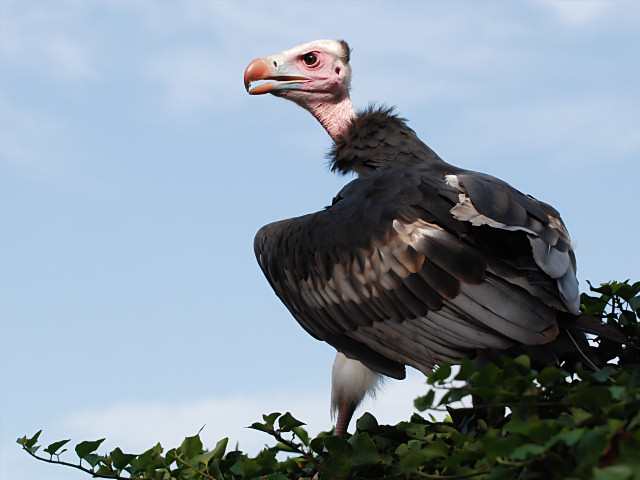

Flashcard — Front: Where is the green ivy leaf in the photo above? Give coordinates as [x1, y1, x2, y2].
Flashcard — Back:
[512, 354, 531, 371]
[248, 422, 271, 433]
[20, 430, 42, 451]
[348, 433, 381, 467]
[509, 442, 545, 461]
[82, 453, 105, 468]
[110, 447, 136, 470]
[395, 441, 424, 472]
[263, 412, 281, 427]
[429, 362, 451, 384]
[538, 365, 566, 385]
[278, 412, 305, 431]
[439, 387, 470, 406]
[292, 426, 310, 446]
[323, 435, 351, 457]
[455, 356, 476, 381]
[592, 465, 634, 480]
[355, 412, 378, 432]
[574, 385, 612, 408]
[75, 438, 105, 460]
[180, 433, 203, 458]
[629, 296, 640, 313]
[482, 435, 520, 461]
[44, 439, 70, 456]
[414, 389, 435, 411]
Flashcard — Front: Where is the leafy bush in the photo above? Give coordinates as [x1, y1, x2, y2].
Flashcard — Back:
[18, 281, 640, 479]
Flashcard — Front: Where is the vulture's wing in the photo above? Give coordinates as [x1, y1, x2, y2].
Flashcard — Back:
[445, 171, 580, 314]
[255, 167, 577, 378]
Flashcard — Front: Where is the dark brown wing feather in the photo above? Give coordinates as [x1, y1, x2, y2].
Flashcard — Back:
[255, 165, 573, 378]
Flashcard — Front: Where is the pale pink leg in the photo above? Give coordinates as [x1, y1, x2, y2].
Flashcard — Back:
[334, 398, 356, 437]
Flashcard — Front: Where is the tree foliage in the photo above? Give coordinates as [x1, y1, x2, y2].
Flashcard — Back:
[19, 281, 640, 479]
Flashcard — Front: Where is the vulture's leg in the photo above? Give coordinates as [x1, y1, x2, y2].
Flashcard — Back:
[334, 398, 357, 438]
[331, 352, 381, 437]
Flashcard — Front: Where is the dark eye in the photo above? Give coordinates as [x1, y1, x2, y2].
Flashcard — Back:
[303, 52, 318, 66]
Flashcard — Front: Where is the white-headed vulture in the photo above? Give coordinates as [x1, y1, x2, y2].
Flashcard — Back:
[244, 39, 595, 437]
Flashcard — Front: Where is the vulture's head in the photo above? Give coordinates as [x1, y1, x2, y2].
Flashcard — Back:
[244, 39, 352, 108]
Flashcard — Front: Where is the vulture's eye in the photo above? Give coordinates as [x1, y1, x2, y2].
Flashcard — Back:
[303, 52, 318, 66]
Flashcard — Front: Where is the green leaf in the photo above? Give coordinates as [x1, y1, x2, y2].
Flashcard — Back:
[355, 412, 378, 432]
[414, 389, 435, 411]
[309, 436, 326, 454]
[629, 296, 640, 313]
[430, 362, 451, 384]
[482, 435, 520, 461]
[422, 438, 449, 460]
[21, 430, 42, 451]
[323, 435, 351, 457]
[574, 385, 612, 408]
[82, 453, 105, 468]
[592, 465, 634, 480]
[278, 412, 305, 431]
[292, 426, 310, 446]
[455, 356, 476, 381]
[274, 441, 298, 453]
[44, 439, 70, 456]
[180, 433, 203, 458]
[263, 474, 289, 480]
[110, 447, 136, 470]
[348, 433, 381, 467]
[512, 354, 531, 371]
[229, 457, 244, 475]
[75, 438, 105, 460]
[396, 441, 425, 472]
[504, 415, 536, 435]
[263, 412, 281, 427]
[248, 422, 271, 433]
[613, 282, 636, 302]
[474, 362, 500, 388]
[545, 428, 586, 448]
[509, 443, 545, 461]
[129, 443, 163, 473]
[575, 429, 609, 460]
[590, 282, 614, 296]
[439, 387, 470, 406]
[538, 365, 566, 385]
[210, 437, 228, 461]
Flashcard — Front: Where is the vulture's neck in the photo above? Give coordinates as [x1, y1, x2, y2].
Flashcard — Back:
[328, 106, 448, 176]
[307, 95, 356, 143]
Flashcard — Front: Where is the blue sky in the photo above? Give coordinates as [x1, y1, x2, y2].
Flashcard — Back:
[2, 1, 639, 478]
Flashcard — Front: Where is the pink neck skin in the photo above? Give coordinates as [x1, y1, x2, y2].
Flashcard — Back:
[306, 94, 356, 143]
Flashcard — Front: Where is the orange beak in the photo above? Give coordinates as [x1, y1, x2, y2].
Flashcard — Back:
[244, 56, 309, 95]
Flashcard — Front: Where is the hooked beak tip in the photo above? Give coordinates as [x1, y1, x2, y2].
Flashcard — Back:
[244, 57, 274, 95]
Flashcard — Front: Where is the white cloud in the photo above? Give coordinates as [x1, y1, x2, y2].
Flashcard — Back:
[455, 96, 640, 168]
[535, 0, 640, 30]
[538, 0, 618, 27]
[46, 34, 96, 80]
[53, 371, 433, 456]
[0, 96, 72, 176]
[0, 0, 97, 81]
[148, 48, 237, 115]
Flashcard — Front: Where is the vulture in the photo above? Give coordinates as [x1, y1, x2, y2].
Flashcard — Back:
[244, 39, 599, 437]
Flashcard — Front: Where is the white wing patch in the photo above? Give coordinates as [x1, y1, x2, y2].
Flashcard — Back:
[450, 194, 537, 234]
[444, 174, 461, 190]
